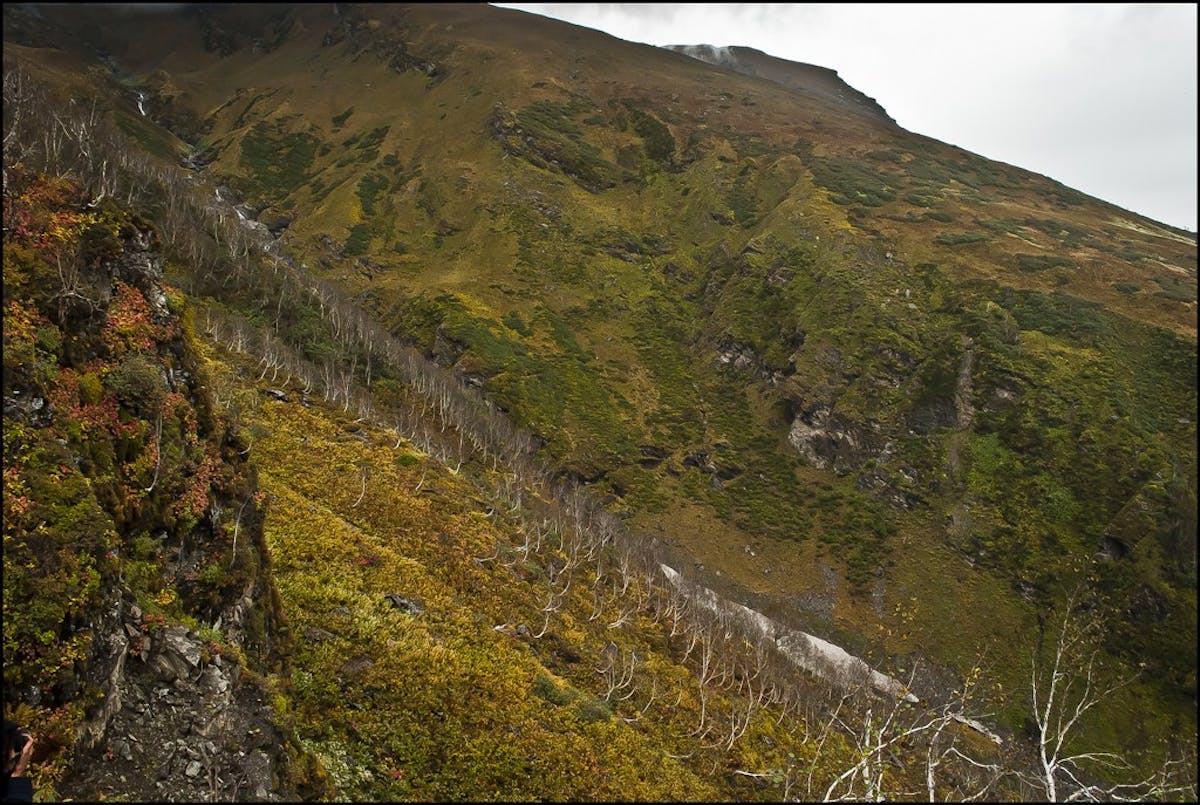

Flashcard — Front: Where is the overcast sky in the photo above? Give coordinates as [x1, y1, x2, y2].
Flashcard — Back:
[495, 3, 1198, 232]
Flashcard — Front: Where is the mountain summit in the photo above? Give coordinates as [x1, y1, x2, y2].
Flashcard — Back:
[663, 43, 896, 125]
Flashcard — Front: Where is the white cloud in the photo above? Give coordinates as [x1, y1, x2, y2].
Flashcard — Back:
[495, 3, 1198, 231]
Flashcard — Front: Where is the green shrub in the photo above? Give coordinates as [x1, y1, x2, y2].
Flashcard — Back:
[78, 372, 104, 405]
[353, 126, 391, 162]
[105, 354, 165, 415]
[238, 122, 320, 201]
[130, 533, 160, 560]
[356, 172, 389, 217]
[934, 232, 990, 246]
[1114, 245, 1147, 263]
[1015, 253, 1073, 273]
[507, 101, 619, 192]
[727, 173, 758, 226]
[502, 310, 532, 337]
[200, 561, 226, 585]
[1151, 274, 1196, 302]
[805, 156, 898, 207]
[532, 672, 575, 706]
[573, 696, 612, 723]
[345, 223, 372, 256]
[627, 107, 674, 164]
[866, 149, 902, 162]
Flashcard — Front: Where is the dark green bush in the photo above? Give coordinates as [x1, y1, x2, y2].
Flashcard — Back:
[934, 232, 990, 246]
[628, 108, 674, 164]
[356, 172, 388, 217]
[806, 156, 898, 207]
[573, 696, 612, 723]
[105, 354, 165, 415]
[1015, 253, 1073, 273]
[532, 672, 575, 706]
[345, 223, 372, 256]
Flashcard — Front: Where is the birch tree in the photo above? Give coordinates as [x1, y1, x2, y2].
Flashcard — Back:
[1027, 593, 1196, 802]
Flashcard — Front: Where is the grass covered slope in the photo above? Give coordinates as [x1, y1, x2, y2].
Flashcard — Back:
[193, 331, 900, 802]
[3, 1, 1196, 793]
[228, 376, 718, 801]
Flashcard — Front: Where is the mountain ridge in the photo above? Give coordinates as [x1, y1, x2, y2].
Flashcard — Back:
[663, 43, 897, 126]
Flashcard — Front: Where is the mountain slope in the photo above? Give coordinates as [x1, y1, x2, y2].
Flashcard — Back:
[3, 2, 1196, 799]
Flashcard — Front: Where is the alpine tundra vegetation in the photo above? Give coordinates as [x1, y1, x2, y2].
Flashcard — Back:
[2, 3, 1195, 801]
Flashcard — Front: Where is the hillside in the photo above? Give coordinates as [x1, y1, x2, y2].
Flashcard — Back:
[3, 2, 1196, 801]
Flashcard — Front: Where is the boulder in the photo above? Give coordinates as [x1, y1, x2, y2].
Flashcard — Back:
[384, 594, 425, 615]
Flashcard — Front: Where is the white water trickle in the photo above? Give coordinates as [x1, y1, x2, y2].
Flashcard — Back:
[136, 92, 147, 117]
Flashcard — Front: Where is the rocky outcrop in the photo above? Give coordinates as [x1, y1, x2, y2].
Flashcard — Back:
[106, 227, 166, 308]
[65, 608, 291, 803]
[383, 593, 425, 615]
[681, 448, 742, 487]
[2, 388, 51, 426]
[787, 404, 878, 473]
[713, 335, 781, 383]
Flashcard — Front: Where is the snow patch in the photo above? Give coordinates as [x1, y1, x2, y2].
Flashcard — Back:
[660, 564, 917, 703]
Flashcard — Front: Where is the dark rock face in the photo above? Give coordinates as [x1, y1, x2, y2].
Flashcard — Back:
[304, 626, 336, 643]
[906, 396, 957, 435]
[64, 610, 291, 803]
[3, 390, 51, 426]
[1096, 535, 1130, 561]
[340, 656, 376, 677]
[682, 449, 743, 484]
[0, 192, 303, 802]
[637, 444, 669, 468]
[102, 225, 172, 320]
[263, 214, 293, 236]
[431, 329, 466, 367]
[713, 335, 778, 383]
[1127, 584, 1169, 624]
